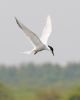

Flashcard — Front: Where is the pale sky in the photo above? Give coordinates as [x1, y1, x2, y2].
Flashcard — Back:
[0, 0, 80, 65]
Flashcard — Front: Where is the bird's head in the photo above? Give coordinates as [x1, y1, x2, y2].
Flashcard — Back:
[48, 45, 54, 56]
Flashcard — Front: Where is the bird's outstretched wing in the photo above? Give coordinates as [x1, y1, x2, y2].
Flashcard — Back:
[40, 15, 52, 45]
[15, 17, 43, 47]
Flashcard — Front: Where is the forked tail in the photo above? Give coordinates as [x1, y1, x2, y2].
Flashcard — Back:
[20, 50, 33, 55]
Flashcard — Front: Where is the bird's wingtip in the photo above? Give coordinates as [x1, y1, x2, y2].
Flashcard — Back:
[14, 17, 23, 29]
[47, 15, 51, 19]
[14, 17, 18, 22]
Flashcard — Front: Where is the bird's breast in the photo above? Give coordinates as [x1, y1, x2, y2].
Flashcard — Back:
[36, 44, 47, 51]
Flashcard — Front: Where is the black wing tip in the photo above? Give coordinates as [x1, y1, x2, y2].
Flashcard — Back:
[14, 17, 18, 22]
[14, 17, 19, 24]
[15, 17, 18, 23]
[15, 17, 23, 29]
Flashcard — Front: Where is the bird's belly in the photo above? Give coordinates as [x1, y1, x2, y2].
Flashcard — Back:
[34, 45, 48, 55]
[36, 45, 47, 51]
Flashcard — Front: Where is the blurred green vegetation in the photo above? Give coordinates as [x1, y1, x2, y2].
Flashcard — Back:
[0, 83, 14, 100]
[0, 62, 80, 100]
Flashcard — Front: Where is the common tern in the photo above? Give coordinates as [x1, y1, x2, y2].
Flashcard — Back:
[15, 16, 54, 55]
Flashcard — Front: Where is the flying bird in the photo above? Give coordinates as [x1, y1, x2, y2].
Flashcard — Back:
[15, 16, 54, 55]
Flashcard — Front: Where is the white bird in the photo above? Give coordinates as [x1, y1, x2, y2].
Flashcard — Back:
[15, 16, 54, 55]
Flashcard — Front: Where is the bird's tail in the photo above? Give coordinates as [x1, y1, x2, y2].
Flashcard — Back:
[20, 50, 33, 55]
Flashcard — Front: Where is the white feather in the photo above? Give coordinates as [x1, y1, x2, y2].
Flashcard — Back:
[40, 15, 52, 45]
[20, 50, 33, 55]
[15, 16, 53, 55]
[15, 17, 43, 48]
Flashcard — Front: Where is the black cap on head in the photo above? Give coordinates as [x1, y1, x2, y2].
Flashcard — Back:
[48, 45, 54, 56]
